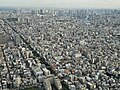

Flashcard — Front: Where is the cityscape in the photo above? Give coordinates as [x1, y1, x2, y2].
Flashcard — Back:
[0, 3, 120, 90]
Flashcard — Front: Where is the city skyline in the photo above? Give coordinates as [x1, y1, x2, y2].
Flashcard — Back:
[0, 0, 120, 9]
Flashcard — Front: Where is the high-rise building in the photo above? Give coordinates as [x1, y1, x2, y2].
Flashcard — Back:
[0, 47, 3, 64]
[14, 34, 21, 45]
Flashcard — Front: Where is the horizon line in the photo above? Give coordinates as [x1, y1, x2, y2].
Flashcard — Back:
[0, 6, 120, 10]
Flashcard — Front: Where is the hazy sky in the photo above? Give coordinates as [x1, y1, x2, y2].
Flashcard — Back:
[0, 0, 120, 9]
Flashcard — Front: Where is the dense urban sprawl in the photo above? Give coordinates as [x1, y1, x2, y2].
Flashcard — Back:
[0, 8, 120, 90]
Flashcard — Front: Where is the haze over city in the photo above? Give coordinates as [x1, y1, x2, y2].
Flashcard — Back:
[0, 0, 120, 90]
[0, 0, 120, 9]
